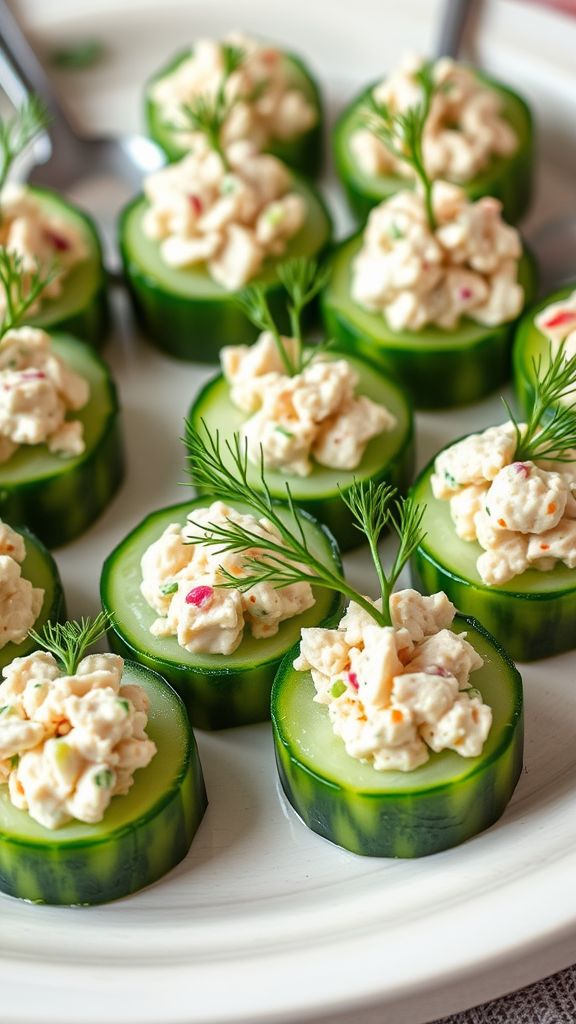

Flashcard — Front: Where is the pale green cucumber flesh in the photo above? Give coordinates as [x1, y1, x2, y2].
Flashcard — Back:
[0, 662, 206, 905]
[188, 350, 414, 550]
[145, 49, 322, 172]
[321, 235, 537, 409]
[0, 526, 65, 671]
[410, 456, 576, 660]
[22, 187, 108, 346]
[513, 285, 576, 416]
[273, 616, 523, 857]
[334, 73, 533, 224]
[0, 333, 124, 548]
[101, 498, 343, 729]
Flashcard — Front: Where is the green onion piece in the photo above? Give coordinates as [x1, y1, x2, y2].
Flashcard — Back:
[330, 680, 347, 698]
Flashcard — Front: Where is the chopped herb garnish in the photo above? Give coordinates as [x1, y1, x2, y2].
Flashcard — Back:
[160, 581, 179, 596]
[9, 754, 19, 769]
[0, 249, 59, 342]
[275, 425, 294, 438]
[330, 680, 347, 698]
[94, 768, 114, 789]
[29, 611, 113, 676]
[117, 698, 130, 713]
[388, 222, 404, 240]
[176, 43, 249, 170]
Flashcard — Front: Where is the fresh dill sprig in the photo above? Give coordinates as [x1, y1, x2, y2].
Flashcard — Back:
[28, 612, 113, 676]
[363, 63, 436, 230]
[238, 257, 328, 376]
[183, 422, 426, 627]
[503, 344, 576, 463]
[0, 249, 59, 342]
[0, 96, 49, 196]
[177, 43, 247, 169]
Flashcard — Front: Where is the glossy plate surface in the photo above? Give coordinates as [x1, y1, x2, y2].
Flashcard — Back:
[4, 0, 576, 1021]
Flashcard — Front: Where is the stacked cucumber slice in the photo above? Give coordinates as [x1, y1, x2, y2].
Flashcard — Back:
[0, 334, 124, 548]
[272, 615, 523, 858]
[0, 662, 206, 905]
[333, 72, 533, 225]
[101, 498, 343, 729]
[145, 49, 323, 177]
[187, 350, 414, 551]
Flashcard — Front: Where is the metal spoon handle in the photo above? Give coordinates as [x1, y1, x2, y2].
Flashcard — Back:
[0, 0, 81, 151]
[434, 0, 478, 59]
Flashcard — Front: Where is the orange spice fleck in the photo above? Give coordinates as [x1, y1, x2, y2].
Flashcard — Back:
[547, 502, 556, 515]
[391, 709, 404, 724]
[540, 543, 550, 551]
[497, 518, 507, 528]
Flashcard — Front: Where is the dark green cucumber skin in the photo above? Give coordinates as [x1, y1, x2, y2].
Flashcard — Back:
[333, 74, 534, 225]
[513, 284, 576, 417]
[118, 180, 332, 362]
[321, 236, 538, 410]
[272, 614, 523, 858]
[0, 335, 124, 549]
[187, 363, 415, 553]
[0, 526, 66, 672]
[145, 50, 323, 177]
[26, 187, 109, 349]
[0, 665, 206, 906]
[410, 452, 576, 662]
[101, 499, 344, 730]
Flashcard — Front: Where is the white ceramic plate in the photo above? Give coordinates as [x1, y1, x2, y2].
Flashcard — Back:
[2, 2, 576, 1022]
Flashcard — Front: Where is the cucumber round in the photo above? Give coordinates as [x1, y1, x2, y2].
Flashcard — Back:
[119, 174, 332, 361]
[0, 525, 66, 672]
[321, 234, 538, 409]
[145, 49, 323, 177]
[513, 284, 575, 417]
[0, 661, 206, 905]
[0, 333, 124, 549]
[23, 187, 109, 348]
[410, 452, 576, 661]
[188, 350, 414, 551]
[333, 72, 533, 225]
[101, 497, 343, 730]
[272, 613, 523, 858]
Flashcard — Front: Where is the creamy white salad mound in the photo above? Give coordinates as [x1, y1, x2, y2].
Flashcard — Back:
[352, 181, 523, 332]
[221, 332, 395, 476]
[0, 652, 156, 829]
[432, 424, 576, 585]
[535, 291, 576, 405]
[351, 52, 517, 184]
[151, 33, 317, 154]
[140, 501, 315, 655]
[0, 326, 90, 463]
[294, 589, 491, 771]
[143, 140, 305, 290]
[0, 183, 88, 319]
[0, 522, 43, 649]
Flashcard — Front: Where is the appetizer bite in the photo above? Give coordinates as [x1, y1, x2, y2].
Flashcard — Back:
[513, 286, 576, 417]
[0, 252, 124, 548]
[121, 45, 331, 360]
[145, 33, 322, 175]
[188, 258, 414, 550]
[322, 67, 537, 409]
[0, 98, 108, 347]
[0, 521, 65, 671]
[0, 614, 206, 905]
[101, 430, 343, 730]
[334, 52, 533, 224]
[167, 438, 522, 856]
[412, 348, 576, 660]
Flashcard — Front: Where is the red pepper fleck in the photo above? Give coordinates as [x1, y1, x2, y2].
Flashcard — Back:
[188, 194, 203, 216]
[427, 665, 451, 677]
[547, 502, 557, 515]
[512, 462, 530, 477]
[497, 518, 507, 528]
[459, 287, 473, 300]
[185, 585, 214, 607]
[540, 543, 550, 551]
[261, 50, 279, 64]
[43, 229, 71, 252]
[543, 310, 576, 330]
[347, 671, 359, 691]
[20, 371, 46, 381]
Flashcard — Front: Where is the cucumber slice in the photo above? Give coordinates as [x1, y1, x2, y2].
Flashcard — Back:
[0, 525, 66, 672]
[513, 285, 575, 417]
[272, 614, 523, 858]
[24, 187, 109, 348]
[119, 175, 332, 361]
[101, 498, 343, 730]
[321, 234, 538, 409]
[0, 661, 206, 905]
[188, 350, 414, 551]
[0, 333, 124, 549]
[333, 73, 533, 225]
[145, 49, 323, 176]
[410, 454, 576, 661]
